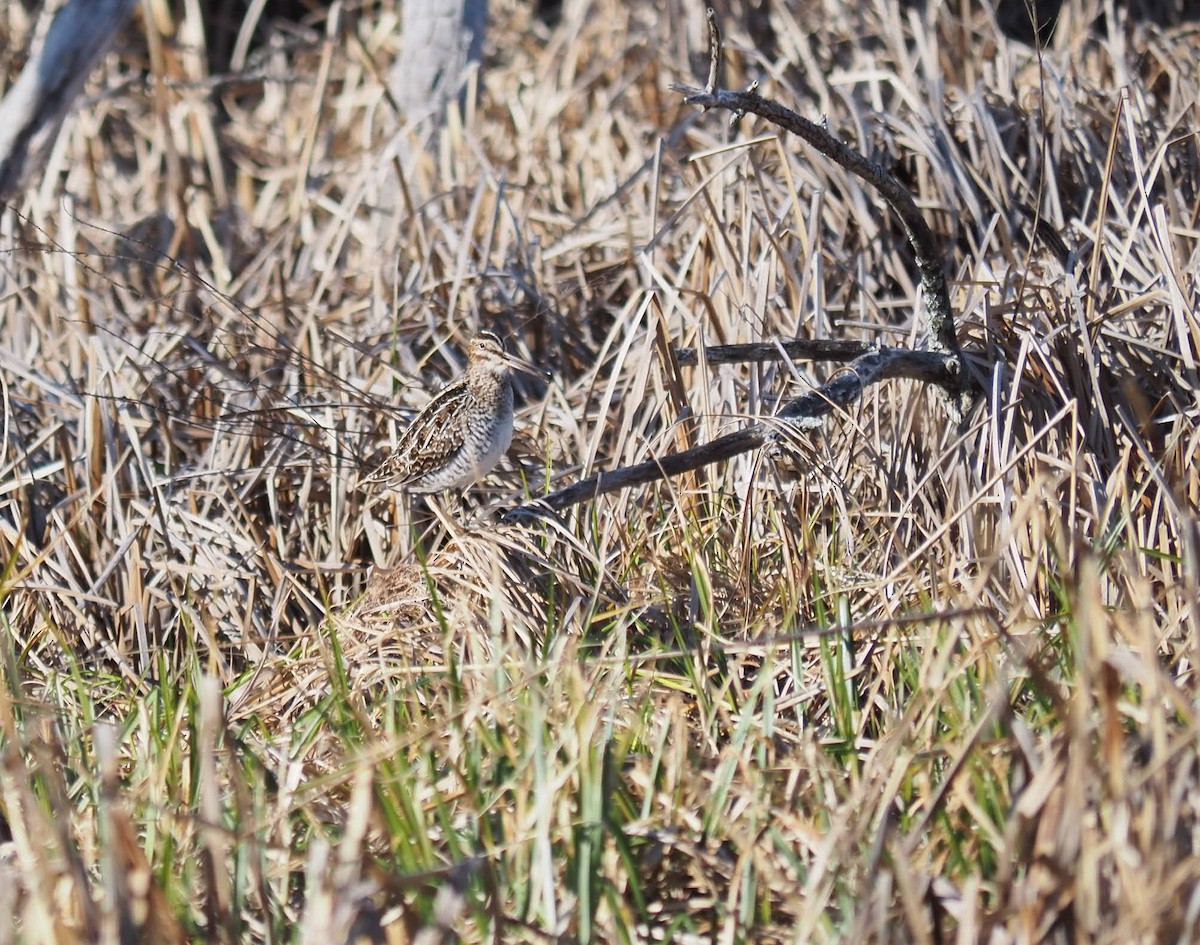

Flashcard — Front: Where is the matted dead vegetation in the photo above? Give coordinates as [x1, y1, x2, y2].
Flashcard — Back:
[1, 0, 1198, 941]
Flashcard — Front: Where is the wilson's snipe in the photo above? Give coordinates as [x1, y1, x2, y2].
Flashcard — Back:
[363, 331, 543, 495]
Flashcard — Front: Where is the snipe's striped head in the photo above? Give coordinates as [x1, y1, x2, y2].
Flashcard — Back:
[466, 330, 543, 380]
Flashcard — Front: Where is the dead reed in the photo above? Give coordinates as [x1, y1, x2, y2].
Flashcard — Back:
[1, 0, 1198, 941]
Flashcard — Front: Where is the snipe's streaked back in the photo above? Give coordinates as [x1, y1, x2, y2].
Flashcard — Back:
[362, 331, 541, 495]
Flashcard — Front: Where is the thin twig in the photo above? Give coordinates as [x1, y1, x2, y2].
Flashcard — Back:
[703, 7, 721, 95]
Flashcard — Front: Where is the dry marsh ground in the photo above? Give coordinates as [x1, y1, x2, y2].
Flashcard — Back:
[1, 0, 1199, 941]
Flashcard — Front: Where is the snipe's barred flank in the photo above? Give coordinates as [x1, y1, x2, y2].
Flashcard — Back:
[362, 331, 543, 494]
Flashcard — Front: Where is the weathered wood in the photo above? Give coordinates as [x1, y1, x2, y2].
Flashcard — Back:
[388, 0, 488, 128]
[673, 338, 872, 366]
[0, 0, 139, 203]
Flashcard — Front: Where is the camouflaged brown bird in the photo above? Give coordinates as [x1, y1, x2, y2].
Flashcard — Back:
[362, 331, 543, 494]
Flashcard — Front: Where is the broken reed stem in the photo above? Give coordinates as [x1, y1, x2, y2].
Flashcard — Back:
[703, 7, 722, 95]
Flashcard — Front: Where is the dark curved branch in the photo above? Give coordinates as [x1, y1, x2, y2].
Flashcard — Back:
[504, 425, 765, 522]
[503, 347, 960, 520]
[502, 8, 983, 524]
[668, 7, 961, 360]
[671, 84, 961, 358]
[674, 338, 872, 366]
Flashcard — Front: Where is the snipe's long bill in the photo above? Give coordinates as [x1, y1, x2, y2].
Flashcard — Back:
[362, 331, 543, 495]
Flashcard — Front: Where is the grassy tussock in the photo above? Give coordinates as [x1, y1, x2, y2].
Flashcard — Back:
[1, 0, 1198, 941]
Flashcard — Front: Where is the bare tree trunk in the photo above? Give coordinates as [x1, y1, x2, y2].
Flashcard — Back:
[388, 0, 488, 130]
[0, 0, 138, 203]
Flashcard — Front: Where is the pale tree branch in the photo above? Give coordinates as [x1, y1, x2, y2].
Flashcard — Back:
[0, 0, 139, 203]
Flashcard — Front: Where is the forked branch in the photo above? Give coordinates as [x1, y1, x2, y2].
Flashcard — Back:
[503, 7, 976, 522]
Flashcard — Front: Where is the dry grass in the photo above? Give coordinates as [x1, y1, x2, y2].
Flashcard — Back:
[1, 0, 1199, 941]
